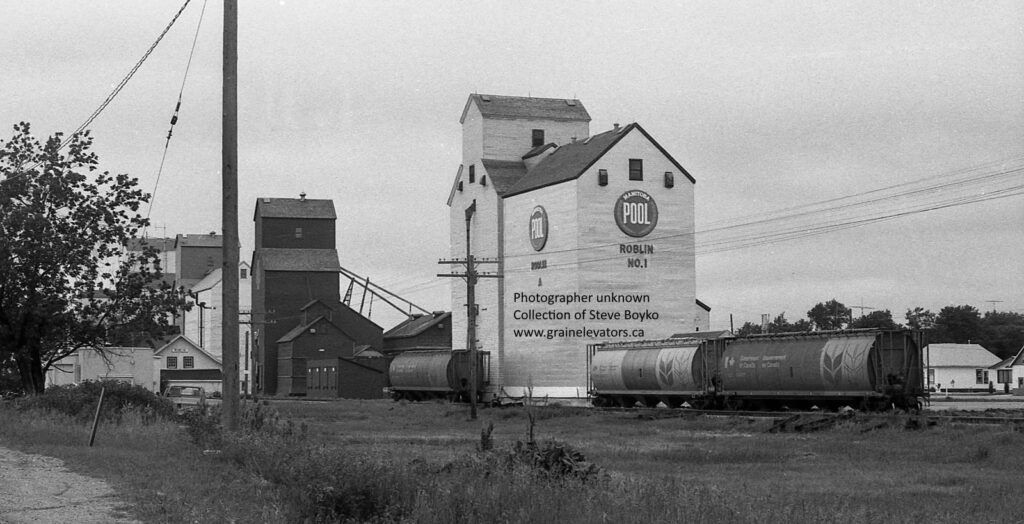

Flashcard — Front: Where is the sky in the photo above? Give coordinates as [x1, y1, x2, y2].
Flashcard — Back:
[3, 1, 1022, 331]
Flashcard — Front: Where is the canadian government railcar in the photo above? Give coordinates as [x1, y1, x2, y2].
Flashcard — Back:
[589, 329, 925, 411]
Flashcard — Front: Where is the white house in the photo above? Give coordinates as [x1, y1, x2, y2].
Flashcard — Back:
[153, 335, 224, 394]
[925, 343, 1002, 393]
[989, 345, 1024, 392]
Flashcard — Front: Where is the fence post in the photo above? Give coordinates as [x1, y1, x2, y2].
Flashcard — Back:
[88, 386, 106, 447]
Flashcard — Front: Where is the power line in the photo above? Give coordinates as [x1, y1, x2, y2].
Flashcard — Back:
[146, 0, 209, 225]
[11, 0, 195, 179]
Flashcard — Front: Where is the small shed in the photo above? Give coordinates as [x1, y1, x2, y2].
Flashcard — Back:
[925, 343, 1002, 392]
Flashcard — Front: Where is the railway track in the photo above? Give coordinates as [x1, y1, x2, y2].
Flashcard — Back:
[588, 405, 1024, 429]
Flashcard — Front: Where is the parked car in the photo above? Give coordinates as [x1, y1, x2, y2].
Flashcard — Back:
[163, 385, 218, 413]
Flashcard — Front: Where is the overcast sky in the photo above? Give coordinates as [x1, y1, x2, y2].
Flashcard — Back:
[3, 1, 1022, 331]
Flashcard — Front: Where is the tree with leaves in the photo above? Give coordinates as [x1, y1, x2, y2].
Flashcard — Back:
[905, 307, 936, 330]
[849, 309, 900, 330]
[806, 299, 852, 331]
[0, 123, 187, 394]
[980, 310, 1024, 358]
[932, 305, 983, 345]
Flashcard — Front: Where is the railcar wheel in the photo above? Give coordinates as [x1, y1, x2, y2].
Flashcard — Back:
[723, 397, 742, 411]
[662, 397, 683, 409]
[643, 396, 660, 408]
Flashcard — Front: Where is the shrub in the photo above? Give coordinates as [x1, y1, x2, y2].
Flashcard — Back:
[503, 439, 606, 481]
[18, 380, 173, 423]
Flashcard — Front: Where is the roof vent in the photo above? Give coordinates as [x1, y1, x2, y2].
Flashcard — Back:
[299, 192, 306, 201]
[613, 123, 620, 132]
[565, 99, 577, 106]
[480, 94, 491, 102]
[571, 136, 577, 143]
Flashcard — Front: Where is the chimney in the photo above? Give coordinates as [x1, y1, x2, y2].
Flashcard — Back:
[571, 136, 577, 143]
[299, 192, 306, 202]
[613, 123, 620, 132]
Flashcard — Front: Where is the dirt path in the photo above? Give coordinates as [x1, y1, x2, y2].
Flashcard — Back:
[0, 446, 138, 524]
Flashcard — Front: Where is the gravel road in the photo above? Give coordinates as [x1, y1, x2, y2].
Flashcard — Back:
[0, 446, 138, 524]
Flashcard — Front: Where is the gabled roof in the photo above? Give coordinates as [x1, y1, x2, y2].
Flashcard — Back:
[1012, 345, 1024, 367]
[256, 248, 340, 272]
[353, 345, 382, 357]
[481, 160, 528, 195]
[926, 343, 1001, 368]
[502, 123, 695, 198]
[190, 268, 222, 293]
[385, 311, 451, 339]
[300, 299, 332, 312]
[154, 335, 223, 365]
[254, 197, 337, 220]
[460, 94, 590, 124]
[277, 315, 356, 344]
[993, 345, 1024, 369]
[175, 233, 222, 249]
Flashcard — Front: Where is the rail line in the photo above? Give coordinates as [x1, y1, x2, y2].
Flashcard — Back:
[588, 406, 1024, 428]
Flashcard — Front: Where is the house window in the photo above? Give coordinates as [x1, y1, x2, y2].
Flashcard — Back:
[976, 369, 989, 384]
[598, 169, 608, 186]
[629, 159, 643, 181]
[927, 368, 935, 386]
[183, 356, 195, 369]
[469, 165, 475, 183]
[166, 356, 177, 369]
[240, 268, 248, 279]
[998, 369, 1012, 384]
[532, 129, 545, 147]
[295, 227, 303, 239]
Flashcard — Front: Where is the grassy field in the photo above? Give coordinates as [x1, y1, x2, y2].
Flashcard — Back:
[2, 398, 1024, 523]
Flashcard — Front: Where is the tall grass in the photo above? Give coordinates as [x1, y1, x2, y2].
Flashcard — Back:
[5, 392, 1024, 523]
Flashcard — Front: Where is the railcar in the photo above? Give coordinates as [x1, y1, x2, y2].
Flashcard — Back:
[589, 329, 925, 411]
[388, 349, 489, 402]
[589, 338, 709, 408]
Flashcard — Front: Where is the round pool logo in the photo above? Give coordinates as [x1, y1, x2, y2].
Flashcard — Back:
[614, 190, 658, 237]
[529, 206, 548, 251]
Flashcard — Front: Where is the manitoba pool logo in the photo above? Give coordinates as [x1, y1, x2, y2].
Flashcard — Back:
[614, 190, 658, 238]
[529, 206, 548, 251]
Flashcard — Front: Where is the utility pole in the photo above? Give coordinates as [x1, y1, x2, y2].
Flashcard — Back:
[221, 0, 240, 431]
[850, 304, 875, 317]
[983, 300, 1003, 312]
[437, 200, 500, 420]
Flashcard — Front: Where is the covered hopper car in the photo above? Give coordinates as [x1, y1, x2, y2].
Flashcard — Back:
[388, 349, 489, 402]
[590, 329, 925, 411]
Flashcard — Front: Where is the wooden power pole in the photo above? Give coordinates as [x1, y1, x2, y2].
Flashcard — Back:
[221, 0, 240, 431]
[438, 200, 500, 420]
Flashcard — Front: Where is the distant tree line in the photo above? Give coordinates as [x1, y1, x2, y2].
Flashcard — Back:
[735, 299, 1024, 359]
